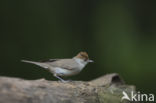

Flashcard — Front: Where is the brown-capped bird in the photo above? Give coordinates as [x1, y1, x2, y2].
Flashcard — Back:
[22, 52, 93, 82]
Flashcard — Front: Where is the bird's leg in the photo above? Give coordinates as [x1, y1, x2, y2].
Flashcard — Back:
[53, 74, 66, 82]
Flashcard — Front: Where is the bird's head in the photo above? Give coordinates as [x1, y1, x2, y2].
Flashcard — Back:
[74, 52, 93, 63]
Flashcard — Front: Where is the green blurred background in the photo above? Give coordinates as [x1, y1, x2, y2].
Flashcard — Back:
[1, 0, 156, 95]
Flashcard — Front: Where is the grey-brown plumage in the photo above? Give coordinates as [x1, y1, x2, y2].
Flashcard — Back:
[41, 59, 79, 70]
[22, 52, 93, 82]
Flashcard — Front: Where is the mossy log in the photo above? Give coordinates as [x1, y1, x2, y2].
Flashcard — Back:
[0, 73, 135, 103]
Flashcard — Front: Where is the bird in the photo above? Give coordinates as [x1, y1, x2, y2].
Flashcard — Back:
[21, 52, 93, 82]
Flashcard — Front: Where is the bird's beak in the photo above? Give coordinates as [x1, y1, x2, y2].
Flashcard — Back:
[87, 59, 94, 63]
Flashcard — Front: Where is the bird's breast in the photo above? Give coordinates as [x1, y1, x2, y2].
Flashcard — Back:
[52, 67, 80, 77]
[74, 58, 87, 70]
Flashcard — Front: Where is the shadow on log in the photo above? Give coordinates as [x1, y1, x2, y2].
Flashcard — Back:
[0, 73, 135, 103]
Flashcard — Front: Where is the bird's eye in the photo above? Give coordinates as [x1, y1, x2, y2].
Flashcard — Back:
[80, 54, 84, 57]
[84, 58, 88, 61]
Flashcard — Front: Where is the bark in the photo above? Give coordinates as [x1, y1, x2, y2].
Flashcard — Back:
[0, 73, 135, 103]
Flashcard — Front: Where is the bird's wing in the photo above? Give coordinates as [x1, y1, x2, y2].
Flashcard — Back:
[47, 59, 78, 70]
[39, 59, 60, 63]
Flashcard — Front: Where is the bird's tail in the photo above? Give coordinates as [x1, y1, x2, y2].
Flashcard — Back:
[21, 60, 37, 64]
[21, 60, 48, 69]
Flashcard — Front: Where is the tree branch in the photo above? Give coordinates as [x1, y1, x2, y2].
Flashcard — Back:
[0, 73, 135, 103]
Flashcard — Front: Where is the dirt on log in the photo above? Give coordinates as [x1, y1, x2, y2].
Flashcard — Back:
[0, 73, 135, 103]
